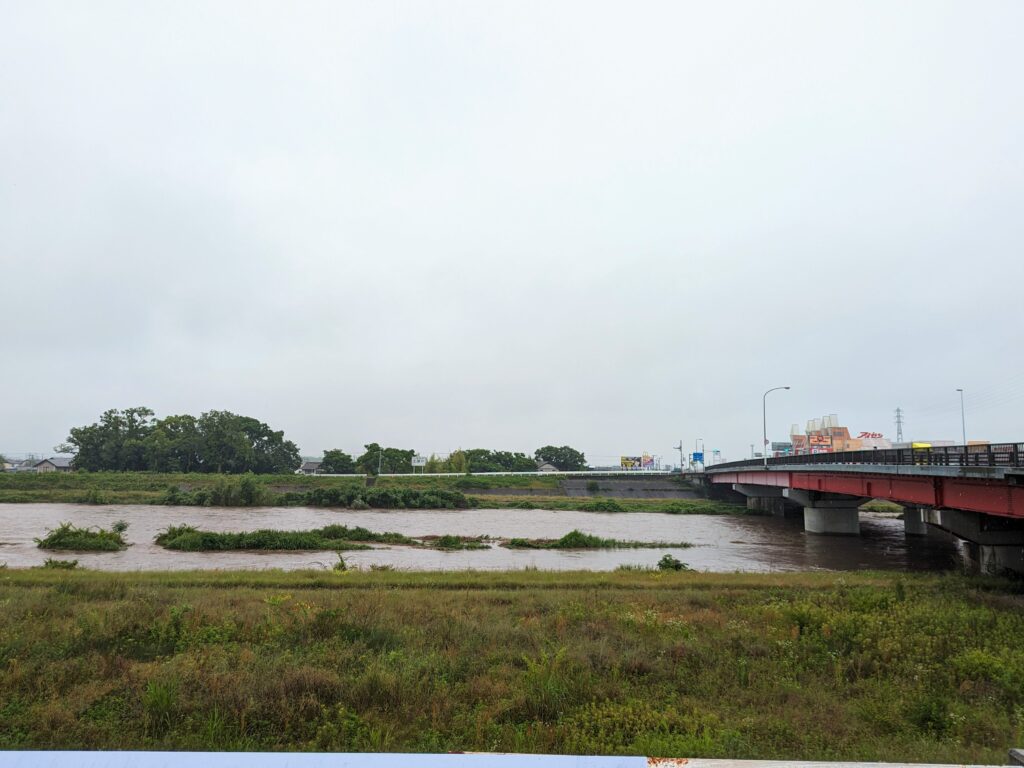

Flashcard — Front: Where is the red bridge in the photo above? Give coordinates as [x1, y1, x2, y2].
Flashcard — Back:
[703, 443, 1024, 574]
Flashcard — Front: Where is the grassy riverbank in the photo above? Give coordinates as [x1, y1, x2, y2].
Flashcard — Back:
[0, 569, 1021, 761]
[0, 471, 736, 514]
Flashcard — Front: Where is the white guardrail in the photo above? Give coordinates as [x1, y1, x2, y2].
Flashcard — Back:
[0, 754, 1015, 768]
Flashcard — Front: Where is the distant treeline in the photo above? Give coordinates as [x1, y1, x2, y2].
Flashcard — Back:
[59, 408, 302, 474]
[326, 444, 588, 474]
[57, 407, 589, 475]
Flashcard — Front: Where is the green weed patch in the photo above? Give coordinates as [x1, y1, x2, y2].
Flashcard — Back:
[503, 529, 692, 550]
[35, 522, 128, 551]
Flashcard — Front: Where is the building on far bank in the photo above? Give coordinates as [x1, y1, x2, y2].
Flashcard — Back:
[33, 457, 73, 472]
[787, 415, 893, 456]
[297, 460, 323, 475]
[536, 461, 559, 472]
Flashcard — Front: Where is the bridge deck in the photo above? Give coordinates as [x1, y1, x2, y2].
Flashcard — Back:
[705, 444, 1024, 519]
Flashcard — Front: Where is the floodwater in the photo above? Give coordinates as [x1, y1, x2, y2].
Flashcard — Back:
[0, 503, 963, 572]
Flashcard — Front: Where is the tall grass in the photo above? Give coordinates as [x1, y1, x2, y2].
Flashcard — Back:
[504, 529, 693, 549]
[35, 522, 128, 551]
[0, 569, 1021, 761]
[152, 525, 486, 551]
[153, 525, 377, 551]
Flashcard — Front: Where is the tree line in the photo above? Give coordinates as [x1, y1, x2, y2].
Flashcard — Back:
[57, 407, 588, 475]
[59, 407, 301, 474]
[322, 445, 587, 474]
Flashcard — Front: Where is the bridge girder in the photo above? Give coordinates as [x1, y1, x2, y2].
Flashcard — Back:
[709, 469, 1024, 519]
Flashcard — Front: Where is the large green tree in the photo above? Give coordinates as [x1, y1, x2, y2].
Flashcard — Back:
[320, 449, 356, 474]
[462, 449, 537, 472]
[145, 414, 202, 472]
[61, 408, 301, 474]
[533, 445, 587, 471]
[197, 411, 301, 474]
[62, 407, 156, 471]
[356, 443, 415, 475]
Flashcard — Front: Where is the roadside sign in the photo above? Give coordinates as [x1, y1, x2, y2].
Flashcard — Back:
[693, 452, 704, 463]
[411, 455, 427, 467]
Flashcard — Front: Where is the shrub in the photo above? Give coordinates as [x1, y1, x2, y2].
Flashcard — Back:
[159, 485, 188, 505]
[35, 522, 128, 551]
[505, 530, 691, 550]
[238, 472, 262, 506]
[429, 535, 489, 550]
[657, 553, 688, 571]
[580, 498, 626, 513]
[155, 526, 377, 552]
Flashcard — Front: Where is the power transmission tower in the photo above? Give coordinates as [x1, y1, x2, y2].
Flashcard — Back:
[895, 407, 904, 443]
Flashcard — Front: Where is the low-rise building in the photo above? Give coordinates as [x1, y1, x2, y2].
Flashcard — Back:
[34, 457, 74, 473]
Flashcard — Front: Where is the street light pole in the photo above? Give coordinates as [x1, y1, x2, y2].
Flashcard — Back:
[956, 388, 967, 445]
[763, 386, 791, 469]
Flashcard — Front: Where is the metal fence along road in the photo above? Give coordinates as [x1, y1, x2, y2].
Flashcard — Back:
[710, 444, 1024, 472]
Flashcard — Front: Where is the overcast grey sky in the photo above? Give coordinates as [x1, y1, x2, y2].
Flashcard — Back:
[2, 1, 1022, 464]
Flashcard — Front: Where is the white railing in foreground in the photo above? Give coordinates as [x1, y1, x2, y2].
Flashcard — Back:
[0, 753, 1014, 768]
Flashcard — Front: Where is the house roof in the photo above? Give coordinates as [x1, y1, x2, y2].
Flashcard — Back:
[300, 460, 322, 470]
[36, 456, 73, 468]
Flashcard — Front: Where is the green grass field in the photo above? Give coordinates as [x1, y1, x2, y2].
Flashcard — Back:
[0, 569, 1021, 761]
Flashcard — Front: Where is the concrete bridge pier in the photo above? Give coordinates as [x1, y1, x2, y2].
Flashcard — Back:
[784, 489, 866, 535]
[922, 508, 1024, 575]
[731, 484, 801, 517]
[903, 507, 929, 536]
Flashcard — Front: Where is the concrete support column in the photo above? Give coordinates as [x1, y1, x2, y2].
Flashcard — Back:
[803, 506, 861, 535]
[921, 507, 1024, 575]
[975, 545, 1024, 575]
[904, 507, 928, 536]
[731, 484, 801, 517]
[784, 489, 866, 536]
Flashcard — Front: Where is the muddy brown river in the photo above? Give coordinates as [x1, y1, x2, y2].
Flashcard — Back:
[0, 503, 964, 572]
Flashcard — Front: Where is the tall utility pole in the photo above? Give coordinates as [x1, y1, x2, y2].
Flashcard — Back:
[895, 407, 904, 444]
[674, 441, 684, 471]
[956, 389, 967, 445]
[762, 386, 791, 469]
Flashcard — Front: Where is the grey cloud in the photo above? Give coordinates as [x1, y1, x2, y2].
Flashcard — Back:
[2, 0, 1023, 462]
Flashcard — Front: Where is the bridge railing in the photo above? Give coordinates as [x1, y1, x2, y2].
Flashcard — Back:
[710, 443, 1024, 471]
